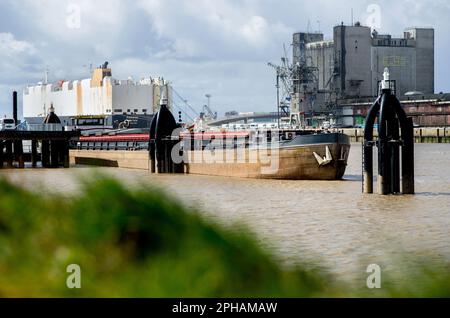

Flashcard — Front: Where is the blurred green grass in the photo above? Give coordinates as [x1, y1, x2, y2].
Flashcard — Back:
[0, 176, 449, 298]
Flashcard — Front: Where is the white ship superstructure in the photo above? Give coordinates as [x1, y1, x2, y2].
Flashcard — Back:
[23, 63, 172, 128]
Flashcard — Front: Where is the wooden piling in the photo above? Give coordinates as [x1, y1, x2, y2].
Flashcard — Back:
[62, 141, 70, 168]
[363, 143, 373, 194]
[5, 141, 13, 168]
[41, 141, 50, 168]
[0, 140, 3, 168]
[14, 140, 25, 168]
[402, 118, 415, 194]
[50, 141, 58, 168]
[377, 139, 389, 195]
[31, 140, 38, 167]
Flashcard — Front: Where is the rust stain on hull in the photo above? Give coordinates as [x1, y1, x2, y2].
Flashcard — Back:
[76, 82, 83, 116]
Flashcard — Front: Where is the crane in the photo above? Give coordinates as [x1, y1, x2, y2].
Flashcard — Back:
[171, 87, 201, 123]
[268, 57, 294, 119]
[203, 94, 217, 120]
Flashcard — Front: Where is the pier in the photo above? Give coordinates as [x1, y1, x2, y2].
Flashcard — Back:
[0, 130, 79, 169]
[0, 92, 80, 169]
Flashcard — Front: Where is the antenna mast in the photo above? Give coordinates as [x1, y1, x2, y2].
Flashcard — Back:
[351, 8, 354, 26]
[44, 67, 49, 84]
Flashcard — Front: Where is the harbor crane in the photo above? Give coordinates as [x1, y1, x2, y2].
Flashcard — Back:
[268, 44, 295, 120]
[269, 39, 322, 128]
[203, 94, 218, 120]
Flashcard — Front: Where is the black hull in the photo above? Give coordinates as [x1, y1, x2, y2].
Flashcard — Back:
[25, 114, 154, 129]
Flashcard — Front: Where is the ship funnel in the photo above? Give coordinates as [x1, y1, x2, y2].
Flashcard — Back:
[13, 91, 18, 124]
[160, 88, 168, 106]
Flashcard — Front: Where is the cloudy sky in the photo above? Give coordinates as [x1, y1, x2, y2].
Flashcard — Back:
[0, 0, 449, 118]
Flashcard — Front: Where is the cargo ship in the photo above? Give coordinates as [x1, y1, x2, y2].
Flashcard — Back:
[72, 95, 351, 180]
[23, 62, 172, 130]
[74, 128, 350, 180]
[149, 104, 350, 180]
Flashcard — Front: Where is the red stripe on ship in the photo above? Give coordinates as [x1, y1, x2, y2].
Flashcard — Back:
[79, 134, 149, 142]
[80, 132, 250, 142]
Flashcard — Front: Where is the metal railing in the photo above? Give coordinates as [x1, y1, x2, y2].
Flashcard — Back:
[76, 140, 149, 152]
[21, 124, 64, 132]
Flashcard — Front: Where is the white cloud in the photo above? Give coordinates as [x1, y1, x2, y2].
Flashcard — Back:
[137, 0, 293, 60]
[12, 0, 124, 39]
[0, 32, 36, 56]
[240, 16, 269, 45]
[0, 33, 40, 85]
[0, 33, 39, 117]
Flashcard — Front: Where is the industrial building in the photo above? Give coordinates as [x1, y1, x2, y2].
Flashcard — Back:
[23, 63, 172, 129]
[289, 23, 440, 126]
[297, 23, 434, 98]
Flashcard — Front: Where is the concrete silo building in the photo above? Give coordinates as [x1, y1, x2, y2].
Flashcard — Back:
[296, 23, 434, 98]
[291, 23, 436, 126]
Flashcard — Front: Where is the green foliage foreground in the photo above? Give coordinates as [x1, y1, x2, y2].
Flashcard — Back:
[0, 177, 449, 298]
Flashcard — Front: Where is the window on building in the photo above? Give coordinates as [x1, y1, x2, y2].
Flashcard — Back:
[143, 109, 148, 113]
[76, 118, 104, 126]
[114, 109, 123, 113]
[134, 109, 139, 113]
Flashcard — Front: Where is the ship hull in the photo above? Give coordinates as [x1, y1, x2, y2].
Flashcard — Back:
[185, 133, 350, 180]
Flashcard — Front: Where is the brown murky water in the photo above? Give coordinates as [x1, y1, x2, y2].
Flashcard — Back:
[2, 143, 450, 280]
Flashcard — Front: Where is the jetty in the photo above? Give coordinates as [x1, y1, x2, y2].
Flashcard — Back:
[0, 92, 80, 169]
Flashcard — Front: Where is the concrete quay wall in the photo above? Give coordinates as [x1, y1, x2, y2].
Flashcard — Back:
[339, 127, 450, 143]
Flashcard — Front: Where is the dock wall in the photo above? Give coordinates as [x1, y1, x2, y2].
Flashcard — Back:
[339, 127, 450, 143]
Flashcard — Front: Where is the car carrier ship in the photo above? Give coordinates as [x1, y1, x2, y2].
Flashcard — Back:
[23, 62, 172, 130]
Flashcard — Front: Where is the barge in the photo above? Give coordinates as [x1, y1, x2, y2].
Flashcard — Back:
[185, 132, 350, 180]
[74, 130, 350, 180]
